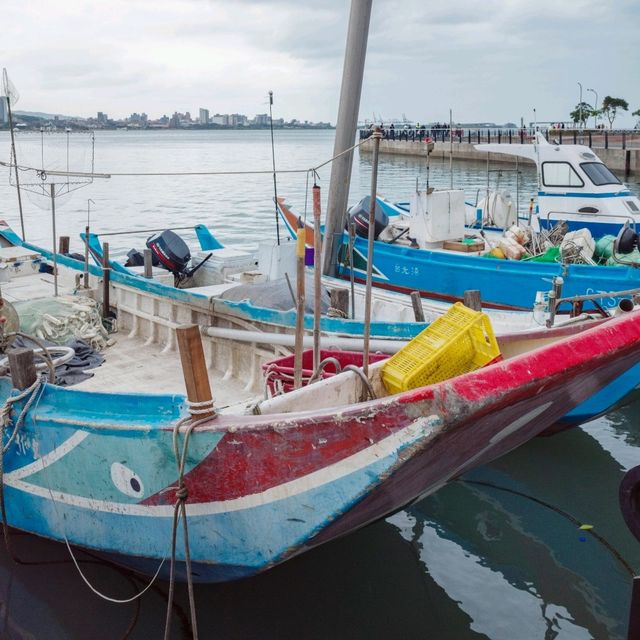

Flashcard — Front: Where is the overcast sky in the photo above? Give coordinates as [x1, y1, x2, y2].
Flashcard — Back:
[2, 0, 639, 126]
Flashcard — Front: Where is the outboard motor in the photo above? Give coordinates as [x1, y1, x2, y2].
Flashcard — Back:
[146, 230, 191, 276]
[145, 230, 212, 286]
[348, 196, 389, 240]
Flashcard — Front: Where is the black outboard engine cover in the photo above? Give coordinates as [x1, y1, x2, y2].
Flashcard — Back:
[616, 225, 639, 255]
[146, 230, 191, 276]
[348, 196, 389, 240]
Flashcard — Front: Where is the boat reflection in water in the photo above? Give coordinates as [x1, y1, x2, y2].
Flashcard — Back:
[0, 407, 637, 638]
[390, 404, 640, 640]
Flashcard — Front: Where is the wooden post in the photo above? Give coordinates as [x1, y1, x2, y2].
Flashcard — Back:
[329, 288, 349, 316]
[363, 128, 381, 379]
[312, 184, 322, 374]
[463, 290, 482, 311]
[58, 236, 70, 255]
[102, 241, 110, 319]
[83, 225, 90, 289]
[176, 325, 215, 419]
[8, 348, 36, 390]
[410, 291, 425, 322]
[143, 249, 153, 279]
[293, 223, 306, 389]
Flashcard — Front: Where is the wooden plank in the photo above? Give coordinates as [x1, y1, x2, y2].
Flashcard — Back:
[463, 290, 482, 311]
[176, 325, 215, 419]
[410, 291, 425, 322]
[8, 348, 36, 390]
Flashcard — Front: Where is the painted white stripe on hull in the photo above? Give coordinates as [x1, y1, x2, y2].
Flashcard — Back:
[5, 415, 441, 518]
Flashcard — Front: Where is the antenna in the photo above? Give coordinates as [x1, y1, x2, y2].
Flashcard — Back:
[269, 90, 281, 245]
[2, 69, 25, 240]
[11, 130, 99, 295]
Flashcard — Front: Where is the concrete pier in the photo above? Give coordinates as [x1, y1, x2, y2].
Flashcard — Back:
[361, 138, 640, 175]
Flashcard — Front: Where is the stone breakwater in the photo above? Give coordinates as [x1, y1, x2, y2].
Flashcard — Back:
[361, 138, 640, 175]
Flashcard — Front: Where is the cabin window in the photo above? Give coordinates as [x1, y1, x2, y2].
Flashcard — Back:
[580, 162, 622, 186]
[541, 162, 584, 188]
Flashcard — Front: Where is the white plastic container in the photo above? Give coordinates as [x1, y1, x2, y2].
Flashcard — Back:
[560, 229, 595, 263]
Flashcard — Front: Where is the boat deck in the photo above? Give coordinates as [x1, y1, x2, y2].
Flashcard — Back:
[78, 332, 259, 411]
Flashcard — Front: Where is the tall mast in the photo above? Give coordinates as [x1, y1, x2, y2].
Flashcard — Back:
[322, 0, 372, 276]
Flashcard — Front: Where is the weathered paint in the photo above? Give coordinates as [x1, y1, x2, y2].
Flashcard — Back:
[1, 311, 640, 582]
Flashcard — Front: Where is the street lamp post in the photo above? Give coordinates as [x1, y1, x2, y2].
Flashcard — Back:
[587, 88, 598, 129]
[578, 82, 583, 128]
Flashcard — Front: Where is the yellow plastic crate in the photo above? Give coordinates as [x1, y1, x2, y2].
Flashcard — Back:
[381, 302, 501, 394]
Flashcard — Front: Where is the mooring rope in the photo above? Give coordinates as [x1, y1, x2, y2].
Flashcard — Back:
[0, 374, 47, 558]
[0, 137, 369, 180]
[164, 401, 215, 640]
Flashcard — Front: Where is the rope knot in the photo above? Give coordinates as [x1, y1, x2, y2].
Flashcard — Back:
[175, 485, 189, 502]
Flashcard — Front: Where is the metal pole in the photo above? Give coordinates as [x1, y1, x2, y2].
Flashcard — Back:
[49, 184, 58, 297]
[449, 108, 453, 189]
[363, 128, 381, 379]
[323, 0, 373, 277]
[312, 184, 322, 374]
[5, 94, 25, 240]
[578, 82, 583, 128]
[84, 199, 93, 289]
[588, 88, 598, 129]
[268, 90, 280, 245]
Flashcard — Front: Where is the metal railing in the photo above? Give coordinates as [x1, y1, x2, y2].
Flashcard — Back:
[359, 127, 640, 150]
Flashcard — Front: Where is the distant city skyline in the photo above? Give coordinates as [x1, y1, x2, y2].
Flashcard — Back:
[2, 0, 639, 128]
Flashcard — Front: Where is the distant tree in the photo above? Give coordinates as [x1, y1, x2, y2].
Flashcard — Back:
[633, 108, 640, 130]
[570, 102, 595, 126]
[601, 96, 629, 129]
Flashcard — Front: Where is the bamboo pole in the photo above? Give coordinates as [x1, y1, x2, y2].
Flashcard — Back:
[176, 325, 215, 419]
[293, 221, 306, 389]
[312, 184, 322, 374]
[362, 128, 381, 378]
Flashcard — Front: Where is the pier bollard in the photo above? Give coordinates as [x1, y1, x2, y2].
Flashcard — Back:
[8, 348, 36, 390]
[176, 325, 215, 420]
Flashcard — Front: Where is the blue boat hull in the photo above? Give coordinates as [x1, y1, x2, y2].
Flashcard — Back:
[338, 233, 640, 311]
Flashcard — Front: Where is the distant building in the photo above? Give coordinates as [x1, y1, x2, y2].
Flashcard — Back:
[230, 113, 247, 126]
[0, 97, 8, 124]
[199, 108, 209, 125]
[97, 112, 108, 125]
[211, 113, 229, 126]
[254, 113, 270, 126]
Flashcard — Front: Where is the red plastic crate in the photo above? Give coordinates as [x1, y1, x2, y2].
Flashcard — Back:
[263, 349, 388, 395]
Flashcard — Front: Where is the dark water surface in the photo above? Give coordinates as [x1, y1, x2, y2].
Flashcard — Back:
[0, 130, 638, 639]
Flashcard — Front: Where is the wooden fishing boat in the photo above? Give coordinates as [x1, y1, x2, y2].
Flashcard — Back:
[0, 223, 638, 429]
[1, 240, 640, 583]
[277, 195, 640, 312]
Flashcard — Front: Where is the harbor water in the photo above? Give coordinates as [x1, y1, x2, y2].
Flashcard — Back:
[0, 130, 639, 639]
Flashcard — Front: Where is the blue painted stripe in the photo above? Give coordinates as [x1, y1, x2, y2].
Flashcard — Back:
[538, 191, 632, 198]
